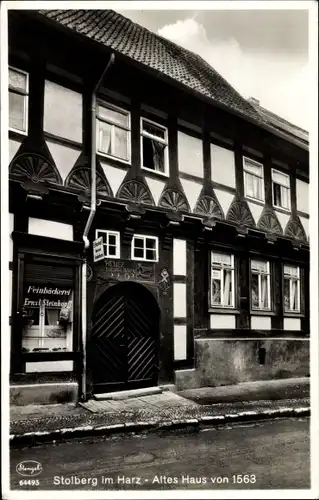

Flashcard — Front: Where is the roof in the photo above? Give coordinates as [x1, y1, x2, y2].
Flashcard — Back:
[248, 99, 309, 144]
[28, 9, 308, 148]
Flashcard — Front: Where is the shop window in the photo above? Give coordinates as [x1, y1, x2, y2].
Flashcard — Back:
[210, 252, 235, 308]
[9, 66, 29, 134]
[250, 259, 271, 311]
[21, 261, 75, 353]
[131, 234, 158, 262]
[96, 230, 120, 258]
[272, 169, 290, 210]
[97, 101, 130, 162]
[243, 157, 264, 202]
[141, 118, 168, 175]
[283, 264, 300, 313]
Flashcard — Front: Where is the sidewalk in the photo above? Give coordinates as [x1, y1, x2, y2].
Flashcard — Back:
[10, 377, 310, 447]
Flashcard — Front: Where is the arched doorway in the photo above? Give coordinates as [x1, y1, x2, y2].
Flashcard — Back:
[90, 282, 160, 394]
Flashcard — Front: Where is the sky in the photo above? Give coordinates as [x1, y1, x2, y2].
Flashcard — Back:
[117, 7, 311, 130]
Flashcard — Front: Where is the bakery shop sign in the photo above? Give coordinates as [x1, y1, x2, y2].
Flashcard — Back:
[23, 285, 72, 308]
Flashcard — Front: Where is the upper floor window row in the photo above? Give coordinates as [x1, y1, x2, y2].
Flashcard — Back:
[243, 156, 291, 211]
[8, 67, 29, 134]
[97, 101, 169, 176]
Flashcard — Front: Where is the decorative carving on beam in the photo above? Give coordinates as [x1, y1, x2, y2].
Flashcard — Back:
[226, 199, 255, 230]
[257, 209, 283, 235]
[10, 152, 62, 185]
[65, 166, 112, 199]
[117, 180, 154, 206]
[194, 194, 224, 220]
[285, 216, 307, 243]
[159, 188, 190, 213]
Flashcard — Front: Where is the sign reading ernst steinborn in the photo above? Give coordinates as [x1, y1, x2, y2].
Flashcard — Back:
[93, 236, 104, 262]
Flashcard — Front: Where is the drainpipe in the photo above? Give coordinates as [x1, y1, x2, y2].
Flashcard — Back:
[81, 53, 115, 401]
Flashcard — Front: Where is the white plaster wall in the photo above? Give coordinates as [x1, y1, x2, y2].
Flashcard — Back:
[211, 144, 236, 188]
[46, 141, 80, 183]
[173, 283, 187, 318]
[144, 176, 166, 205]
[251, 316, 271, 330]
[210, 314, 236, 329]
[299, 216, 309, 239]
[28, 218, 73, 241]
[296, 179, 309, 214]
[9, 138, 22, 162]
[26, 361, 74, 373]
[44, 80, 82, 143]
[275, 211, 290, 233]
[101, 162, 127, 198]
[247, 201, 264, 226]
[283, 318, 301, 331]
[174, 325, 187, 360]
[173, 239, 187, 276]
[178, 131, 203, 178]
[214, 189, 234, 218]
[180, 178, 202, 212]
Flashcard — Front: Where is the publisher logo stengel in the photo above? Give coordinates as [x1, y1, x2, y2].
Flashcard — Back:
[16, 461, 43, 477]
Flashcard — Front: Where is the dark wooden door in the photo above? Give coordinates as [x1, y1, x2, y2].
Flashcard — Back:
[90, 283, 159, 394]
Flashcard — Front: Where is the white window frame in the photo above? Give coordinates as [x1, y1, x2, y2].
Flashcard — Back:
[250, 259, 271, 311]
[131, 234, 159, 262]
[210, 252, 235, 308]
[243, 156, 265, 202]
[8, 66, 29, 135]
[272, 168, 291, 211]
[96, 100, 131, 164]
[140, 117, 169, 177]
[283, 264, 300, 313]
[95, 230, 120, 259]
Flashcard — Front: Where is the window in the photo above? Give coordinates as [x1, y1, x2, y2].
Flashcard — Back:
[272, 169, 290, 210]
[243, 157, 264, 202]
[251, 259, 271, 310]
[210, 252, 235, 308]
[97, 102, 130, 162]
[283, 265, 300, 313]
[131, 234, 158, 262]
[141, 118, 168, 175]
[96, 230, 120, 259]
[9, 67, 29, 134]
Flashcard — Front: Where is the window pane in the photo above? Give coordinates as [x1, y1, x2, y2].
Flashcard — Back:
[284, 265, 298, 277]
[251, 273, 259, 308]
[98, 121, 112, 154]
[108, 245, 117, 256]
[145, 238, 156, 250]
[251, 260, 267, 273]
[212, 253, 232, 267]
[108, 234, 117, 246]
[245, 172, 254, 198]
[223, 269, 232, 306]
[212, 270, 221, 305]
[98, 105, 129, 127]
[9, 68, 27, 92]
[281, 186, 289, 209]
[253, 176, 262, 200]
[272, 170, 290, 186]
[143, 121, 166, 139]
[134, 238, 144, 249]
[134, 247, 144, 258]
[113, 127, 128, 160]
[146, 249, 156, 261]
[143, 137, 166, 172]
[284, 278, 290, 311]
[291, 279, 298, 311]
[9, 91, 25, 131]
[244, 160, 262, 176]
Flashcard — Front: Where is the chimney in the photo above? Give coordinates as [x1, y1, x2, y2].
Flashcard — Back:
[248, 97, 260, 106]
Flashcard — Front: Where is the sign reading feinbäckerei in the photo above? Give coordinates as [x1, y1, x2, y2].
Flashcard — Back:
[93, 236, 105, 262]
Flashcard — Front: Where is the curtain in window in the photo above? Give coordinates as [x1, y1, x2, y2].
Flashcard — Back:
[46, 309, 59, 326]
[212, 269, 221, 305]
[251, 274, 259, 308]
[223, 269, 231, 306]
[151, 140, 165, 172]
[246, 173, 254, 197]
[99, 122, 111, 154]
[114, 127, 127, 159]
[281, 186, 289, 208]
[261, 275, 268, 308]
[291, 279, 298, 310]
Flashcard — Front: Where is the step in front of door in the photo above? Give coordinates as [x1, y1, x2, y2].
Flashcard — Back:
[94, 386, 163, 401]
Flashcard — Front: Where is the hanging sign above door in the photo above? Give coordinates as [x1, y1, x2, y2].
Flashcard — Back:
[93, 236, 105, 262]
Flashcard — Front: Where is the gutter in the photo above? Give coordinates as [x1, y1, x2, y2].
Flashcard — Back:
[81, 53, 115, 402]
